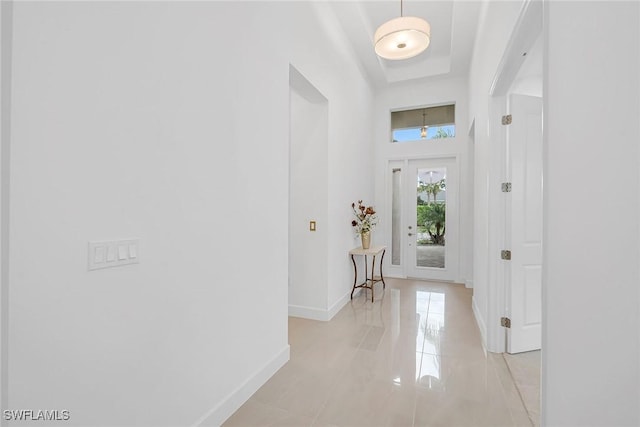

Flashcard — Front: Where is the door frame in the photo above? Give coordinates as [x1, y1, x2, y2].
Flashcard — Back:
[384, 155, 461, 282]
[485, 0, 542, 353]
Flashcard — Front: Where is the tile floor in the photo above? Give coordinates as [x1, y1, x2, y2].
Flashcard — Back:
[503, 351, 541, 426]
[223, 278, 532, 427]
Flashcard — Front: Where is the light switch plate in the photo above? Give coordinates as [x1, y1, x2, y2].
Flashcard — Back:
[310, 221, 316, 231]
[128, 244, 137, 259]
[118, 245, 128, 260]
[89, 238, 140, 271]
[93, 246, 105, 264]
[106, 245, 116, 262]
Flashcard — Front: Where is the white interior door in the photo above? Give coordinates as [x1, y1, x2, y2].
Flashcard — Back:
[406, 158, 459, 281]
[506, 94, 543, 353]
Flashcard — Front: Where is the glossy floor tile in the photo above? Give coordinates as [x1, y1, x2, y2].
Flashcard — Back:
[503, 351, 541, 426]
[223, 278, 531, 427]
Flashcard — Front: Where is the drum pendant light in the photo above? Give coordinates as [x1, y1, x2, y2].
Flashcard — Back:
[374, 0, 431, 60]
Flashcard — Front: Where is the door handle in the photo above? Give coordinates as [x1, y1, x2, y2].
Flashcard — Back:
[408, 233, 413, 236]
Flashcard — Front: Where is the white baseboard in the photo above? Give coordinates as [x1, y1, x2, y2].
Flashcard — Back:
[288, 304, 328, 321]
[192, 345, 290, 427]
[327, 292, 351, 320]
[384, 267, 405, 279]
[465, 279, 473, 289]
[472, 296, 487, 349]
[289, 291, 353, 322]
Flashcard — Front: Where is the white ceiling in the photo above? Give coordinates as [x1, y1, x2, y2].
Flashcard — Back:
[329, 1, 483, 88]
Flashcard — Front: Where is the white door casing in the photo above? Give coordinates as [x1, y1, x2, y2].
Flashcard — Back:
[506, 94, 543, 353]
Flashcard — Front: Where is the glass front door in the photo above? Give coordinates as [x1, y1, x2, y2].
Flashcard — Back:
[406, 158, 458, 281]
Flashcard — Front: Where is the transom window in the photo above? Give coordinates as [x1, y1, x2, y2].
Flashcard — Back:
[391, 104, 456, 143]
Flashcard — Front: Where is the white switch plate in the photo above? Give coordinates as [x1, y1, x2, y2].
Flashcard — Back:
[93, 246, 105, 264]
[128, 244, 137, 259]
[89, 239, 140, 271]
[117, 245, 128, 260]
[106, 245, 116, 262]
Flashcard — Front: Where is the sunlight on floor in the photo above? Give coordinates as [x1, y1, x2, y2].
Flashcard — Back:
[218, 278, 532, 427]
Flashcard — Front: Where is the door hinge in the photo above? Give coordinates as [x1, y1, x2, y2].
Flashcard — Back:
[501, 250, 512, 260]
[501, 317, 511, 328]
[501, 182, 512, 193]
[502, 114, 512, 125]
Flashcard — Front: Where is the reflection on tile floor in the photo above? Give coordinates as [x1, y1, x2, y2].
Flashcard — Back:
[222, 278, 531, 427]
[503, 351, 541, 426]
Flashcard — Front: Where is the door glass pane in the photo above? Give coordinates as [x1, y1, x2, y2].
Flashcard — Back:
[416, 168, 446, 268]
[391, 168, 402, 265]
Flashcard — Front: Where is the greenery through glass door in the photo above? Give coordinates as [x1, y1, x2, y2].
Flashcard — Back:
[416, 169, 446, 268]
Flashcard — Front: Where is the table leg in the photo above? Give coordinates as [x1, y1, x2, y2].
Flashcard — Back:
[364, 255, 368, 301]
[371, 255, 376, 302]
[380, 249, 386, 289]
[350, 254, 357, 300]
[364, 254, 368, 279]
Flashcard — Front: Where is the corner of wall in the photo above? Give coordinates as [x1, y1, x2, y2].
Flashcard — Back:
[471, 295, 487, 350]
[327, 290, 352, 320]
[192, 345, 290, 427]
[288, 304, 328, 322]
[288, 289, 353, 322]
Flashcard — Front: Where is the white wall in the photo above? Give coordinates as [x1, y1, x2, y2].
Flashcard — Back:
[0, 1, 11, 421]
[543, 2, 640, 425]
[6, 2, 373, 426]
[467, 0, 525, 349]
[471, 0, 640, 422]
[287, 3, 375, 319]
[373, 77, 471, 284]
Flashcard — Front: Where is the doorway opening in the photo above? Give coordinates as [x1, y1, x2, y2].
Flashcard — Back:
[288, 65, 329, 320]
[488, 1, 542, 424]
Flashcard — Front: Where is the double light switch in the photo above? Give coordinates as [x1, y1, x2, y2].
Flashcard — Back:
[89, 239, 139, 271]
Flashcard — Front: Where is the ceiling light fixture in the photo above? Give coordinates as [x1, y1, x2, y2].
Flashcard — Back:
[374, 0, 431, 60]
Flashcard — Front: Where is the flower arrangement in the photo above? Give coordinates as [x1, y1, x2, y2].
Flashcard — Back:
[351, 200, 378, 236]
